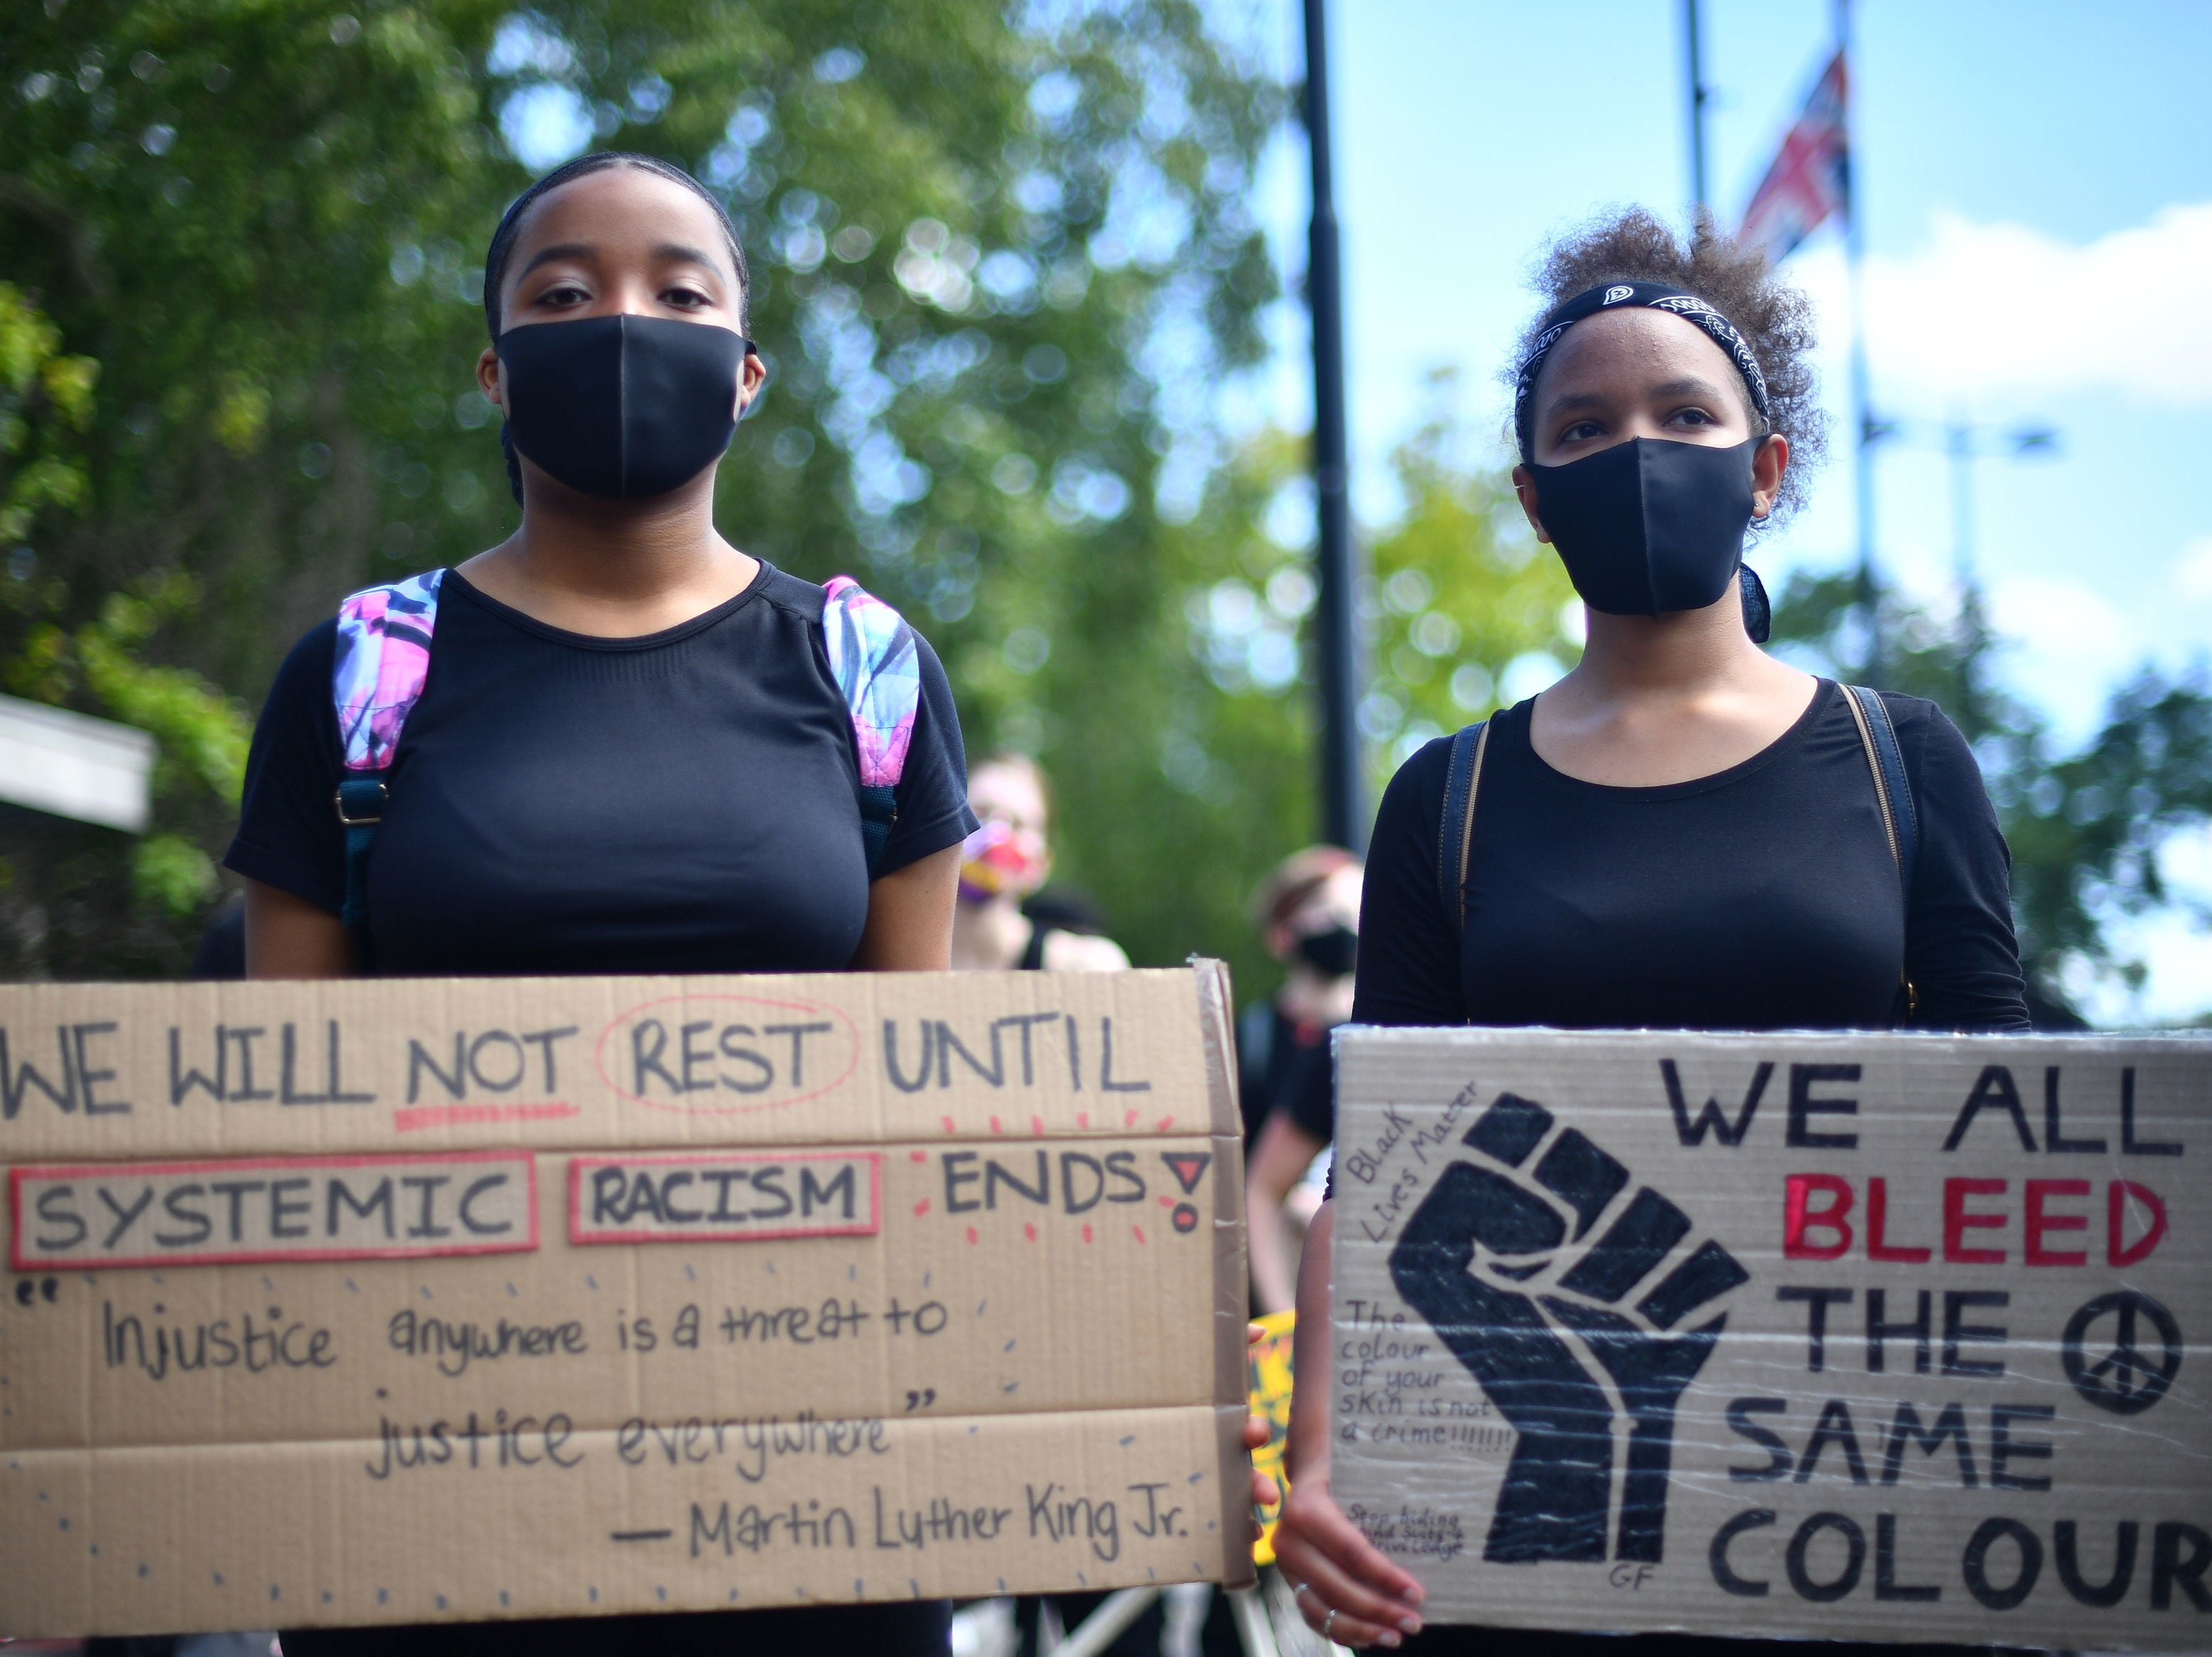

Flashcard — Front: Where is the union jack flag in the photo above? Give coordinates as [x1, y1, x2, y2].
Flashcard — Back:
[1740, 50, 1849, 264]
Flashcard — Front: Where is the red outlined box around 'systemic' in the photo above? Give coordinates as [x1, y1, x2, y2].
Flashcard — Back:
[8, 1150, 540, 1271]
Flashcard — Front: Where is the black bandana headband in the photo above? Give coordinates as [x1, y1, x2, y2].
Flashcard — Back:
[1515, 281, 1771, 426]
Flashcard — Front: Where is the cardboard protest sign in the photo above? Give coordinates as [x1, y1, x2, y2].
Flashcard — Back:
[1331, 1028, 2210, 1649]
[0, 967, 1252, 1638]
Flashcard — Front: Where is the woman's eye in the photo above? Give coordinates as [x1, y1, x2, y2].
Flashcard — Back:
[1668, 406, 1716, 427]
[538, 285, 588, 308]
[1559, 420, 1603, 443]
[663, 287, 710, 309]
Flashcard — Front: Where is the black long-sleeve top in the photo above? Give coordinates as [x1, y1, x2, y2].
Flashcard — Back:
[1351, 680, 2030, 1040]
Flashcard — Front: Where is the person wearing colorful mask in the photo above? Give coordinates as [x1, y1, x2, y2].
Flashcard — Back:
[1238, 844, 1362, 1314]
[227, 153, 976, 1656]
[1261, 210, 2028, 1657]
[948, 752, 1130, 1657]
[952, 752, 1129, 974]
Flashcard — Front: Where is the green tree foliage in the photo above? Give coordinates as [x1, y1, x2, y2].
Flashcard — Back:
[1359, 391, 1579, 786]
[1770, 571, 2212, 1022]
[1135, 417, 1579, 999]
[0, 283, 247, 969]
[0, 280, 98, 540]
[0, 0, 1281, 975]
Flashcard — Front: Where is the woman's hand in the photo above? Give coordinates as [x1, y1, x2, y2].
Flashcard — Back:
[1270, 1200, 1427, 1648]
[1270, 1461, 1426, 1649]
[1243, 1335, 1423, 1648]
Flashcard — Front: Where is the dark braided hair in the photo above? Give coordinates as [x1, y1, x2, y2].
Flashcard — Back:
[482, 151, 753, 504]
[1510, 207, 1825, 521]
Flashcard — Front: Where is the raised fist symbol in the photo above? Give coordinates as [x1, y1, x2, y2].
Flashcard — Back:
[1388, 1092, 1747, 1566]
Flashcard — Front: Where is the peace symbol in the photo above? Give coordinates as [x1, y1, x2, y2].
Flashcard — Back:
[2061, 1291, 2182, 1416]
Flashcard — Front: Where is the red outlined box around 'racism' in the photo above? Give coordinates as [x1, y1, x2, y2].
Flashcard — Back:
[567, 1148, 881, 1246]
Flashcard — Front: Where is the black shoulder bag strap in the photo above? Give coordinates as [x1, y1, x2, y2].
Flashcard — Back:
[1435, 719, 1491, 936]
[1841, 683, 1920, 1018]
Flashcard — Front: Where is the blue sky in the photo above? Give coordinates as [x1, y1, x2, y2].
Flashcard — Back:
[1227, 0, 2212, 1018]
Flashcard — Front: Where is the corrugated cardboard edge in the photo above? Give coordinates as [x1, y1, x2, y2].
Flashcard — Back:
[1189, 957, 1241, 1143]
[1211, 1402, 1259, 1589]
[1192, 959, 1252, 1426]
[1194, 957, 1258, 1587]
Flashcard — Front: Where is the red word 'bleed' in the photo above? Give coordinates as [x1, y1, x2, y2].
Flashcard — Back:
[1783, 1174, 2166, 1266]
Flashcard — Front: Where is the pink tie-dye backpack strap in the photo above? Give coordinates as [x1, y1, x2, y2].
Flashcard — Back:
[331, 569, 443, 930]
[334, 568, 443, 773]
[821, 575, 921, 878]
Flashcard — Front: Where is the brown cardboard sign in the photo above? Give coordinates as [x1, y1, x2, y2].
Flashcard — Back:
[1331, 1028, 2211, 1651]
[0, 967, 1251, 1637]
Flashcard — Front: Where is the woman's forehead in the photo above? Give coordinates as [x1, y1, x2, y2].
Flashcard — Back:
[1537, 305, 1741, 395]
[971, 761, 1046, 816]
[1295, 865, 1362, 916]
[508, 167, 731, 268]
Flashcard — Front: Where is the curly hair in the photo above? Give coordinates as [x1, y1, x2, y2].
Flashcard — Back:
[1510, 207, 1826, 521]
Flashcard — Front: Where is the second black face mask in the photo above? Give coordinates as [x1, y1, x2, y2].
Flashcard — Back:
[498, 314, 747, 499]
[1527, 436, 1759, 616]
[1295, 925, 1358, 977]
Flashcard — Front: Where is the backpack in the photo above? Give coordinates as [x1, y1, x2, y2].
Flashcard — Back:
[1435, 683, 1920, 1014]
[330, 569, 920, 933]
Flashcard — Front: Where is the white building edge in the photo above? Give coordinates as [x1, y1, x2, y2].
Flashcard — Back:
[0, 692, 154, 832]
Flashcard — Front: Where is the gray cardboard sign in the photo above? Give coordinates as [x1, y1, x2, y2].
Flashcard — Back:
[1331, 1028, 2210, 1649]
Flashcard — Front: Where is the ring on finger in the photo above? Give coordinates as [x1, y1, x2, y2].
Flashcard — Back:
[1290, 1580, 1312, 1602]
[1322, 1607, 1339, 1643]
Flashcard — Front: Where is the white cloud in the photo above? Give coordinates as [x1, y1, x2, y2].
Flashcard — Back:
[2069, 825, 2212, 1027]
[2176, 533, 2212, 604]
[1861, 204, 2212, 409]
[1983, 572, 2136, 743]
[1986, 572, 2127, 665]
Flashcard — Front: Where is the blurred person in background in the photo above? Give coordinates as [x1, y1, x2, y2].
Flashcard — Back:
[1239, 846, 1361, 1315]
[952, 749, 1139, 1657]
[1263, 209, 2027, 1656]
[952, 752, 1130, 974]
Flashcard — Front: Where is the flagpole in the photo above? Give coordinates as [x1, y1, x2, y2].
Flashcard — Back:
[1303, 0, 1364, 852]
[1837, 0, 1881, 680]
[1684, 0, 1711, 212]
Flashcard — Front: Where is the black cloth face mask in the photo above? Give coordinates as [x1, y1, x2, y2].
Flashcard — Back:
[1527, 436, 1759, 618]
[1295, 925, 1358, 977]
[498, 314, 748, 499]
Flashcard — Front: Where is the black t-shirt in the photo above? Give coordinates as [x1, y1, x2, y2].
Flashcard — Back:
[1354, 680, 2030, 1035]
[227, 563, 976, 974]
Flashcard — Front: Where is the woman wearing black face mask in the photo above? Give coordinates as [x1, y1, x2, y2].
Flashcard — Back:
[1239, 846, 1363, 1315]
[226, 153, 975, 1656]
[1263, 210, 2027, 1657]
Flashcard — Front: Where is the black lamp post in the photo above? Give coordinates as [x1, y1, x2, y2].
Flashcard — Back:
[1302, 0, 1363, 852]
